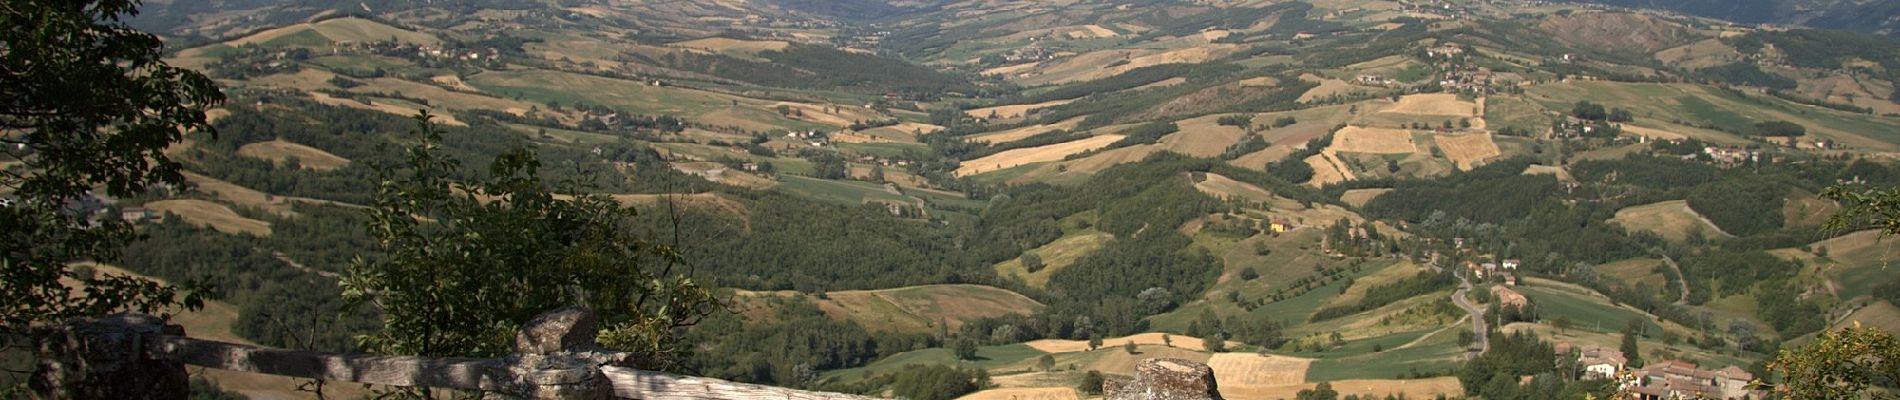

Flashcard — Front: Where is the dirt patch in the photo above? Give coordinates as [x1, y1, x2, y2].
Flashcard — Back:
[1341, 188, 1394, 208]
[146, 199, 272, 236]
[1523, 165, 1576, 182]
[1434, 133, 1501, 170]
[1331, 126, 1417, 154]
[430, 74, 481, 92]
[237, 140, 351, 171]
[957, 135, 1124, 176]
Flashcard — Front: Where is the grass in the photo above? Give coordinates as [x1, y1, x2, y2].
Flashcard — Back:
[775, 175, 910, 205]
[1304, 326, 1465, 381]
[994, 229, 1114, 288]
[237, 140, 351, 171]
[1676, 95, 1755, 134]
[1610, 200, 1730, 242]
[1516, 285, 1662, 335]
[145, 199, 273, 236]
[260, 29, 330, 48]
[1484, 96, 1553, 133]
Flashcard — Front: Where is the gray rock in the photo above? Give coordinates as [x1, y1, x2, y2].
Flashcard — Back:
[1105, 358, 1223, 400]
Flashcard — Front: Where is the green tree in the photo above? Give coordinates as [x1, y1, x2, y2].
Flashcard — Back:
[1037, 354, 1056, 372]
[1763, 324, 1900, 399]
[1296, 381, 1339, 400]
[1, 0, 222, 328]
[342, 113, 716, 369]
[1620, 329, 1644, 368]
[1205, 333, 1228, 353]
[1088, 335, 1104, 351]
[1123, 341, 1137, 354]
[954, 336, 980, 360]
[1078, 371, 1106, 395]
[1021, 252, 1045, 273]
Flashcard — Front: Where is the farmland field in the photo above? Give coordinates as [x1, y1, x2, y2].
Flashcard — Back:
[237, 140, 351, 171]
[1611, 200, 1732, 242]
[956, 135, 1125, 176]
[145, 200, 272, 236]
[1330, 126, 1418, 154]
[1433, 133, 1500, 170]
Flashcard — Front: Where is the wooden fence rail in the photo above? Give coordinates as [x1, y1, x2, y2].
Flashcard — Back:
[29, 308, 878, 400]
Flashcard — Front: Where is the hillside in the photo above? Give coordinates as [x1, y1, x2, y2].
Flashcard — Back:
[60, 0, 1900, 398]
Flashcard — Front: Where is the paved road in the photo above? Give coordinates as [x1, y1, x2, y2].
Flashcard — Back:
[1662, 256, 1690, 306]
[1451, 273, 1488, 358]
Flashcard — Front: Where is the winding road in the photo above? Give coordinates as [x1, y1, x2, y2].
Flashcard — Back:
[1452, 273, 1488, 358]
[1430, 257, 1488, 358]
[1663, 256, 1690, 306]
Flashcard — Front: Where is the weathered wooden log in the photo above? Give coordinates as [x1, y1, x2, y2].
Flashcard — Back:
[150, 336, 509, 390]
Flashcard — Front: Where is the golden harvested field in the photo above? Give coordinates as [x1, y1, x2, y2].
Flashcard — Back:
[1340, 188, 1393, 208]
[1165, 117, 1249, 158]
[1433, 133, 1501, 170]
[1070, 24, 1120, 39]
[968, 118, 1084, 144]
[671, 162, 777, 189]
[1228, 145, 1295, 171]
[1611, 200, 1732, 242]
[146, 199, 272, 236]
[982, 62, 1043, 77]
[1305, 152, 1355, 187]
[1330, 126, 1417, 154]
[959, 388, 1079, 400]
[672, 37, 791, 53]
[966, 99, 1077, 119]
[1207, 353, 1311, 387]
[956, 134, 1124, 176]
[1299, 78, 1363, 103]
[1384, 93, 1480, 117]
[859, 122, 944, 143]
[1195, 173, 1281, 203]
[237, 140, 351, 171]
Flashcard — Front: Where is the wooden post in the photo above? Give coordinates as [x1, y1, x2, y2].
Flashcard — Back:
[31, 314, 188, 400]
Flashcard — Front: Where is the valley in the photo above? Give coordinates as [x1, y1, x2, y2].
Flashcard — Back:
[13, 0, 1900, 398]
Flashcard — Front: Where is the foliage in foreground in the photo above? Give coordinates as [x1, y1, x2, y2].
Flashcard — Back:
[342, 113, 716, 369]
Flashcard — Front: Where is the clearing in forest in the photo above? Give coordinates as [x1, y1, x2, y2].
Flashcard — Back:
[1340, 188, 1393, 208]
[1610, 200, 1732, 242]
[966, 99, 1077, 120]
[145, 200, 272, 236]
[237, 140, 351, 171]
